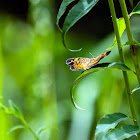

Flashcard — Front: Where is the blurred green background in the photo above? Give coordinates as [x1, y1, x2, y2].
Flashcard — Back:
[0, 0, 140, 140]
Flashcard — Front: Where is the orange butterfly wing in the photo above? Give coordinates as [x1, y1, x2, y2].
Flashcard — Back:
[66, 57, 92, 71]
[66, 51, 111, 71]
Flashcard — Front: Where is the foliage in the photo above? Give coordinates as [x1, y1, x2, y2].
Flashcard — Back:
[0, 0, 140, 140]
[0, 100, 55, 140]
[57, 0, 140, 139]
[95, 113, 140, 140]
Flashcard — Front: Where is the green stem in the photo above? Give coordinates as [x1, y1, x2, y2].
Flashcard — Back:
[22, 119, 39, 140]
[119, 0, 140, 85]
[108, 0, 139, 132]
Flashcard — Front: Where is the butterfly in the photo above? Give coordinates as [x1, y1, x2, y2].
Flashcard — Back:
[66, 51, 111, 71]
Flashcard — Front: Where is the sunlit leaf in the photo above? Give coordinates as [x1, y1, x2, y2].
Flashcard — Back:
[132, 86, 140, 94]
[95, 113, 129, 140]
[130, 1, 140, 16]
[7, 125, 25, 135]
[0, 103, 9, 112]
[103, 125, 140, 140]
[36, 126, 58, 136]
[71, 62, 134, 110]
[107, 18, 126, 50]
[8, 100, 24, 120]
[57, 0, 99, 51]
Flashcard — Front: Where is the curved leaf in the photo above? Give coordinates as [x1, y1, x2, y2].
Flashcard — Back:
[0, 102, 11, 114]
[103, 125, 140, 140]
[63, 0, 99, 34]
[7, 125, 25, 135]
[107, 17, 126, 50]
[108, 1, 140, 50]
[132, 86, 140, 94]
[36, 126, 58, 136]
[56, 0, 75, 31]
[130, 1, 140, 16]
[57, 0, 99, 51]
[95, 113, 129, 140]
[8, 100, 24, 120]
[71, 62, 134, 110]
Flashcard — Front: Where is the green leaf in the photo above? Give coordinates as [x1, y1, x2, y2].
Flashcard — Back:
[132, 86, 140, 94]
[8, 100, 24, 120]
[7, 125, 25, 135]
[95, 113, 129, 140]
[57, 0, 99, 51]
[130, 2, 140, 16]
[103, 125, 140, 140]
[133, 40, 140, 46]
[107, 17, 126, 50]
[56, 0, 75, 31]
[0, 103, 8, 112]
[71, 62, 134, 110]
[63, 0, 99, 34]
[36, 126, 58, 136]
[121, 39, 140, 48]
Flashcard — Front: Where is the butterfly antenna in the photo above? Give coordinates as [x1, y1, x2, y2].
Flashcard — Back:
[89, 52, 95, 57]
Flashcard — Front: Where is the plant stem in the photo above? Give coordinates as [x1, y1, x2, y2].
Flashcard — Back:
[108, 0, 139, 133]
[119, 0, 140, 85]
[22, 119, 39, 140]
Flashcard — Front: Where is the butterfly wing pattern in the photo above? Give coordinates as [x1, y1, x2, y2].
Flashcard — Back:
[66, 51, 111, 71]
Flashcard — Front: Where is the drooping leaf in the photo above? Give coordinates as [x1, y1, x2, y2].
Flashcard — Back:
[107, 17, 126, 50]
[71, 62, 135, 110]
[57, 0, 99, 51]
[95, 113, 129, 140]
[103, 125, 140, 140]
[132, 86, 140, 94]
[36, 126, 58, 136]
[62, 0, 99, 35]
[56, 0, 75, 31]
[130, 1, 140, 16]
[8, 100, 24, 120]
[7, 125, 25, 135]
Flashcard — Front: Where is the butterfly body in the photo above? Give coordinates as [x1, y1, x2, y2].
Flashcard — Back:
[66, 51, 111, 71]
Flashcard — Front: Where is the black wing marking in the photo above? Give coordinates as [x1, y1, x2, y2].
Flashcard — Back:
[66, 58, 75, 66]
[70, 65, 79, 71]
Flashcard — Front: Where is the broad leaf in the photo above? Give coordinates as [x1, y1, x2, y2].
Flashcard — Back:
[57, 0, 99, 51]
[36, 126, 58, 136]
[8, 100, 24, 120]
[71, 62, 135, 110]
[7, 125, 25, 135]
[108, 17, 126, 50]
[130, 1, 140, 16]
[95, 113, 129, 140]
[132, 86, 140, 94]
[103, 125, 140, 140]
[56, 0, 75, 31]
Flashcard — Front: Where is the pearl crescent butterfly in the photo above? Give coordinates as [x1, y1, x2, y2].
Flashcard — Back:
[66, 51, 111, 71]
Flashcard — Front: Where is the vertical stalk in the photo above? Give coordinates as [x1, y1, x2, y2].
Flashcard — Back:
[22, 120, 39, 140]
[108, 0, 139, 137]
[119, 0, 140, 85]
